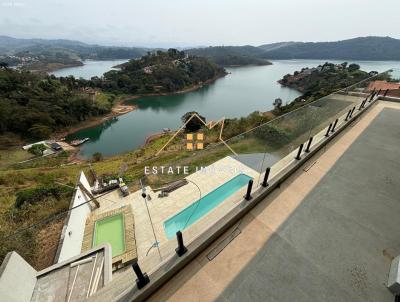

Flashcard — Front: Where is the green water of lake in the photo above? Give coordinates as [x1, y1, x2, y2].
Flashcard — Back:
[65, 59, 400, 158]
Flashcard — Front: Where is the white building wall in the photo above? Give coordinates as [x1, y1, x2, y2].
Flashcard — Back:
[57, 172, 92, 263]
[0, 252, 37, 302]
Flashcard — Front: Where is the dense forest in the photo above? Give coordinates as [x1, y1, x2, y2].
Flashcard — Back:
[0, 67, 113, 139]
[186, 46, 271, 66]
[90, 48, 226, 94]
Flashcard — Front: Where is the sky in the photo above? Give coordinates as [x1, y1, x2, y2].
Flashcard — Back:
[1, 0, 400, 47]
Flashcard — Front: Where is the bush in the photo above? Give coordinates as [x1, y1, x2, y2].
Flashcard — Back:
[15, 185, 73, 209]
[28, 124, 52, 139]
[28, 144, 47, 156]
[92, 152, 103, 162]
[181, 111, 206, 132]
[253, 124, 291, 149]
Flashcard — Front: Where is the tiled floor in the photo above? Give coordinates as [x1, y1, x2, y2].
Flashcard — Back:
[146, 101, 400, 302]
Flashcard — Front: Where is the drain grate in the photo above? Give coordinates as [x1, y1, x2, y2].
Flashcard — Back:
[303, 160, 318, 172]
[206, 227, 241, 261]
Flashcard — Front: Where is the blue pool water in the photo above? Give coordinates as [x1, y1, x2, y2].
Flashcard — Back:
[164, 173, 253, 239]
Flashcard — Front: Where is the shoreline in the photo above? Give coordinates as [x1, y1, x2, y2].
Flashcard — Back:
[61, 71, 227, 139]
[54, 101, 137, 140]
[28, 61, 84, 73]
[63, 71, 227, 162]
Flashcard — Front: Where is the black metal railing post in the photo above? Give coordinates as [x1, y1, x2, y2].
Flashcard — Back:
[349, 106, 356, 118]
[331, 119, 338, 132]
[359, 100, 365, 110]
[175, 231, 187, 256]
[369, 92, 375, 101]
[295, 143, 304, 160]
[305, 136, 313, 153]
[345, 109, 351, 121]
[261, 167, 270, 188]
[245, 179, 253, 200]
[325, 123, 332, 137]
[384, 89, 389, 97]
[132, 262, 150, 289]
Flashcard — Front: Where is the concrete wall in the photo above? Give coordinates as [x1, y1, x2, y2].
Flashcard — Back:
[56, 171, 92, 263]
[388, 255, 400, 294]
[0, 252, 37, 302]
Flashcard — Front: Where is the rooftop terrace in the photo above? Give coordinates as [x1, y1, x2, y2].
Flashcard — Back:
[146, 101, 400, 302]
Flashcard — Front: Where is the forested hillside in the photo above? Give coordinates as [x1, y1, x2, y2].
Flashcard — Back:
[186, 46, 271, 66]
[277, 62, 370, 112]
[0, 36, 150, 71]
[260, 37, 400, 60]
[92, 48, 226, 94]
[0, 67, 112, 139]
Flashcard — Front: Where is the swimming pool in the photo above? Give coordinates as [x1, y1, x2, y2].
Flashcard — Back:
[164, 173, 252, 239]
[93, 213, 125, 257]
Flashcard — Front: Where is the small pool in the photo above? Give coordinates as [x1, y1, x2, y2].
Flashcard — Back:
[93, 213, 125, 257]
[164, 173, 252, 239]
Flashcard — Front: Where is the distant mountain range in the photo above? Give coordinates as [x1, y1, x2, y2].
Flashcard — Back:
[1, 36, 400, 71]
[186, 37, 400, 65]
[0, 36, 151, 60]
[258, 37, 400, 60]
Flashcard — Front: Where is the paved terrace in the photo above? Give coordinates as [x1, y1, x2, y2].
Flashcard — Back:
[146, 101, 400, 302]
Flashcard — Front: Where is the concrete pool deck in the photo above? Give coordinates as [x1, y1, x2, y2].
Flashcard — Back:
[146, 101, 400, 302]
[131, 156, 259, 270]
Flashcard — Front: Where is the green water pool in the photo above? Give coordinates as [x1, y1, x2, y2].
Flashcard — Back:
[93, 213, 125, 257]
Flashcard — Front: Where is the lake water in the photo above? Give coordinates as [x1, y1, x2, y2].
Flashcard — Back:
[51, 59, 128, 79]
[63, 59, 400, 158]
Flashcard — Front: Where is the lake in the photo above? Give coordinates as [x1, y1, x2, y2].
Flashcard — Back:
[63, 59, 400, 158]
[51, 59, 128, 79]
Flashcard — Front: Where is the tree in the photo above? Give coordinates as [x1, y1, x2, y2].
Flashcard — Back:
[348, 63, 360, 72]
[273, 98, 283, 110]
[181, 111, 206, 132]
[92, 152, 103, 162]
[28, 124, 51, 139]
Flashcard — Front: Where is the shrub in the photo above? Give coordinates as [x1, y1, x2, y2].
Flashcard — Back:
[15, 185, 73, 209]
[28, 124, 52, 140]
[253, 124, 291, 149]
[92, 152, 103, 162]
[181, 111, 206, 132]
[28, 144, 47, 156]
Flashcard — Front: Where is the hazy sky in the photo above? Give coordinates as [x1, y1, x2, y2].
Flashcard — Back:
[1, 0, 400, 47]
